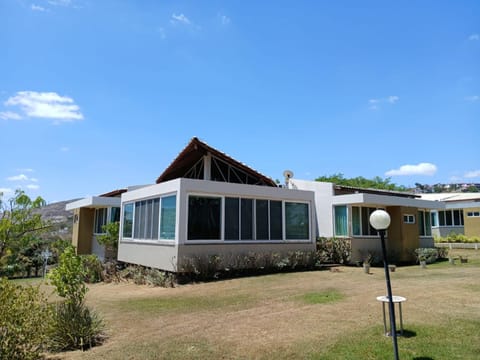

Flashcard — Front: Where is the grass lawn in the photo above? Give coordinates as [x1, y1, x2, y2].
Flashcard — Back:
[50, 249, 480, 359]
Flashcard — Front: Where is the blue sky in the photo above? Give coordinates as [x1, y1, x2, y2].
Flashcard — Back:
[1, 0, 479, 202]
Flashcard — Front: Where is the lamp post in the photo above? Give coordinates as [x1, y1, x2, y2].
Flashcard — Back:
[369, 209, 399, 360]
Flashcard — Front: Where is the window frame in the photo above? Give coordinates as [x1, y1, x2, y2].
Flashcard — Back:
[403, 214, 415, 224]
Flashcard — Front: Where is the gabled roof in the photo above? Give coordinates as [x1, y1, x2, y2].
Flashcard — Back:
[156, 137, 277, 187]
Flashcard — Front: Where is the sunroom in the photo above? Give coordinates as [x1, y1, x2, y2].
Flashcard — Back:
[117, 178, 316, 272]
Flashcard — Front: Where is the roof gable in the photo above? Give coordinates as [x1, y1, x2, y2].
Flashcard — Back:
[156, 137, 277, 187]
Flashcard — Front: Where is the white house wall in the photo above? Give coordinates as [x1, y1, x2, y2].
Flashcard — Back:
[118, 178, 316, 272]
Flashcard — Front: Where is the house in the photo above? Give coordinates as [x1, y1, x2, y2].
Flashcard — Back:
[419, 193, 480, 239]
[288, 179, 444, 263]
[67, 137, 443, 270]
[116, 138, 316, 272]
[66, 188, 127, 260]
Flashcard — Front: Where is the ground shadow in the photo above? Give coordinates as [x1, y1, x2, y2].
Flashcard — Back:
[413, 357, 434, 360]
[399, 329, 417, 338]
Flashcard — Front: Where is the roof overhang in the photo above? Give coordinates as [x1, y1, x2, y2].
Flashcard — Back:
[331, 193, 445, 210]
[65, 196, 121, 211]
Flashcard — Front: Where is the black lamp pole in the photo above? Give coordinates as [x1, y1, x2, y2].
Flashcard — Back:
[379, 229, 400, 360]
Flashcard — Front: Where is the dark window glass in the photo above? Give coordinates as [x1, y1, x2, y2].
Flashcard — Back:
[122, 203, 134, 238]
[445, 211, 453, 226]
[241, 199, 253, 240]
[418, 211, 425, 236]
[110, 207, 121, 222]
[269, 201, 283, 240]
[160, 195, 176, 240]
[188, 196, 221, 240]
[285, 202, 309, 239]
[352, 206, 361, 235]
[256, 200, 269, 240]
[225, 197, 240, 240]
[439, 211, 445, 226]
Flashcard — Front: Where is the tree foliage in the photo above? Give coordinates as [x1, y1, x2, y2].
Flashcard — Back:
[0, 190, 50, 277]
[315, 173, 407, 191]
[0, 278, 51, 360]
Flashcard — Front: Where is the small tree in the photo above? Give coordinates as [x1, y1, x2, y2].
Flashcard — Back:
[0, 190, 50, 277]
[47, 246, 104, 351]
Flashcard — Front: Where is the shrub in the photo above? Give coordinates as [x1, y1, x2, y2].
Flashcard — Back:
[414, 248, 438, 264]
[0, 278, 51, 360]
[81, 254, 104, 283]
[437, 247, 449, 259]
[316, 237, 351, 264]
[48, 301, 104, 352]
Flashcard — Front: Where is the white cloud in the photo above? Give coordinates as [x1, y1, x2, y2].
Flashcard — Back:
[220, 14, 231, 25]
[368, 96, 399, 110]
[48, 0, 72, 6]
[157, 27, 166, 39]
[0, 111, 22, 120]
[26, 184, 40, 190]
[387, 95, 399, 104]
[464, 170, 480, 178]
[60, 146, 70, 152]
[30, 177, 39, 182]
[4, 91, 83, 122]
[31, 4, 46, 11]
[385, 163, 437, 176]
[7, 174, 29, 181]
[171, 13, 191, 25]
[465, 95, 479, 102]
[468, 33, 479, 41]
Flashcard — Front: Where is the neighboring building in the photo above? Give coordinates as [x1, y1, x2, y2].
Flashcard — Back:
[66, 188, 127, 260]
[289, 179, 443, 263]
[419, 193, 480, 238]
[67, 137, 444, 269]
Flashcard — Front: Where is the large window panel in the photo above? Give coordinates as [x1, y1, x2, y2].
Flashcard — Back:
[334, 205, 348, 236]
[225, 197, 240, 240]
[285, 202, 309, 240]
[255, 200, 269, 240]
[241, 198, 253, 240]
[352, 206, 361, 235]
[425, 211, 432, 236]
[160, 195, 176, 240]
[188, 196, 221, 240]
[122, 203, 134, 238]
[94, 208, 108, 234]
[269, 200, 283, 240]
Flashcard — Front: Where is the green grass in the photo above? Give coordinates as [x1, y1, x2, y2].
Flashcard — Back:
[113, 293, 254, 314]
[299, 289, 344, 304]
[306, 320, 480, 360]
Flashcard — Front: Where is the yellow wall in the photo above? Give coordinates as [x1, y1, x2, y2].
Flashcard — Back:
[464, 207, 480, 237]
[386, 206, 419, 262]
[71, 208, 94, 254]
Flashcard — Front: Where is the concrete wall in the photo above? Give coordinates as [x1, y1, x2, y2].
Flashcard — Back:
[464, 207, 480, 237]
[431, 226, 464, 238]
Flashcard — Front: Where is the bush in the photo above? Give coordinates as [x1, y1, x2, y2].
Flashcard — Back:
[0, 278, 51, 360]
[81, 254, 104, 283]
[437, 247, 449, 259]
[316, 237, 351, 264]
[435, 233, 480, 243]
[49, 301, 105, 352]
[414, 248, 438, 264]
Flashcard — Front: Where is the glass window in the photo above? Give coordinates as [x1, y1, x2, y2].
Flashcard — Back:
[225, 197, 240, 240]
[352, 206, 361, 236]
[122, 203, 134, 238]
[285, 202, 309, 240]
[188, 196, 221, 240]
[431, 211, 438, 227]
[425, 211, 432, 236]
[445, 211, 452, 226]
[94, 208, 108, 234]
[110, 207, 120, 222]
[418, 211, 425, 235]
[334, 205, 348, 236]
[453, 210, 461, 226]
[160, 195, 176, 240]
[241, 198, 253, 240]
[439, 211, 445, 226]
[255, 200, 269, 240]
[269, 201, 283, 240]
[403, 214, 415, 224]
